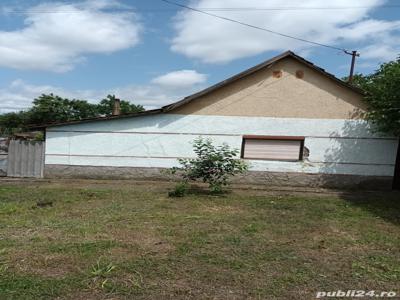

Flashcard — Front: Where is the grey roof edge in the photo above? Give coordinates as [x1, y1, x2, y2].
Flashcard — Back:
[29, 108, 163, 129]
[32, 50, 364, 129]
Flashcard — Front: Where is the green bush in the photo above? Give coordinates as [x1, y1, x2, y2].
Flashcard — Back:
[168, 182, 188, 197]
[171, 137, 248, 194]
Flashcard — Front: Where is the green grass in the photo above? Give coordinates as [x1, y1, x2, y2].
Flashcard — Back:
[0, 180, 399, 299]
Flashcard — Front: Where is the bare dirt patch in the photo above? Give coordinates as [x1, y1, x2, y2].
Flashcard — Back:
[8, 249, 78, 278]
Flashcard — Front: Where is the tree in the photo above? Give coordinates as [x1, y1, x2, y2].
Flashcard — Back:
[0, 111, 31, 136]
[342, 74, 369, 89]
[350, 57, 400, 189]
[97, 95, 144, 116]
[349, 58, 400, 136]
[0, 94, 145, 135]
[28, 94, 99, 125]
[170, 137, 248, 195]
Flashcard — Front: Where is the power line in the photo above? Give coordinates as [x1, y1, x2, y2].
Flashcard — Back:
[3, 4, 400, 14]
[160, 0, 361, 80]
[159, 0, 347, 52]
[188, 5, 400, 11]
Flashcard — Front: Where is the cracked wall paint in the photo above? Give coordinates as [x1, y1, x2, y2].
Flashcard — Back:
[45, 114, 398, 177]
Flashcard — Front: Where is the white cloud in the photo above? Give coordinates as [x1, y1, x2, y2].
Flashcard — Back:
[0, 1, 141, 72]
[338, 19, 400, 41]
[0, 71, 208, 113]
[359, 33, 400, 62]
[0, 79, 103, 112]
[151, 70, 207, 89]
[170, 0, 400, 63]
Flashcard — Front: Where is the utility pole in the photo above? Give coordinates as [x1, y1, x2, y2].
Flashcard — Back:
[344, 50, 360, 83]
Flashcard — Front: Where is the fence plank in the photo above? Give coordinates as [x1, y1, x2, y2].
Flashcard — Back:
[6, 141, 14, 176]
[20, 141, 28, 176]
[34, 142, 43, 178]
[15, 141, 22, 177]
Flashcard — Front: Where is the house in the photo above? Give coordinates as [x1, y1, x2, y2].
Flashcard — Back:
[41, 51, 399, 189]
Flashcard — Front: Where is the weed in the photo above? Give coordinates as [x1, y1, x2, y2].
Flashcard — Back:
[168, 182, 188, 197]
[90, 259, 116, 278]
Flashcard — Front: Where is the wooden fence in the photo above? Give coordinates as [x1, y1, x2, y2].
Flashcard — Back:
[6, 140, 45, 178]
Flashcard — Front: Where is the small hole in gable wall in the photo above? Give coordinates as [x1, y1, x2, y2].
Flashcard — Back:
[296, 70, 304, 79]
[272, 70, 282, 78]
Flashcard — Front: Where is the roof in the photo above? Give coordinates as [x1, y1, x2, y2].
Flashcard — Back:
[33, 51, 364, 129]
[11, 131, 44, 140]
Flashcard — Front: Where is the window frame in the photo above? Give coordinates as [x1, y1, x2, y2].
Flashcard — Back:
[240, 135, 305, 162]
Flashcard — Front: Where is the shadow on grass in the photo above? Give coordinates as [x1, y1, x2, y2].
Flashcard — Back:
[166, 180, 400, 226]
[188, 185, 232, 196]
[316, 118, 399, 226]
[168, 183, 233, 198]
[337, 190, 400, 226]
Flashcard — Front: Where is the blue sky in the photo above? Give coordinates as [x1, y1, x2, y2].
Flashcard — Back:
[0, 0, 399, 112]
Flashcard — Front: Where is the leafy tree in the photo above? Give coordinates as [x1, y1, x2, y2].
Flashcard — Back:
[348, 58, 400, 136]
[170, 137, 248, 194]
[0, 93, 144, 135]
[348, 57, 400, 189]
[97, 95, 144, 116]
[342, 74, 369, 89]
[28, 94, 99, 125]
[0, 111, 31, 136]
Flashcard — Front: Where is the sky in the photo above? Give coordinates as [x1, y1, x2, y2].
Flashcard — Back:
[0, 0, 399, 113]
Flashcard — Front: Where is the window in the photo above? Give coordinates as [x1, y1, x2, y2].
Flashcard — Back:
[241, 136, 304, 161]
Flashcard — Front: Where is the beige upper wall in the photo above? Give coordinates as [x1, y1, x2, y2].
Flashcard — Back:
[169, 57, 367, 119]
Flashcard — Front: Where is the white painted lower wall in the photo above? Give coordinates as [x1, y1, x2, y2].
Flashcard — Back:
[45, 114, 398, 177]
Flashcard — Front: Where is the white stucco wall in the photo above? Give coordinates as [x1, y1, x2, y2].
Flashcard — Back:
[45, 114, 398, 177]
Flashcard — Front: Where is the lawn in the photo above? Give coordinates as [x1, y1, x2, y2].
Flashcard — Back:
[0, 179, 399, 299]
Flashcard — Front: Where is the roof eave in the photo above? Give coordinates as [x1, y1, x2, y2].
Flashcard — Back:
[29, 108, 163, 130]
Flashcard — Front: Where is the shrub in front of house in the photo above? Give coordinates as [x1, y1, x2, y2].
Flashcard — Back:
[169, 137, 248, 196]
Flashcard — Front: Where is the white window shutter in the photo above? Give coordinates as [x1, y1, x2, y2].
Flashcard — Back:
[243, 139, 302, 161]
